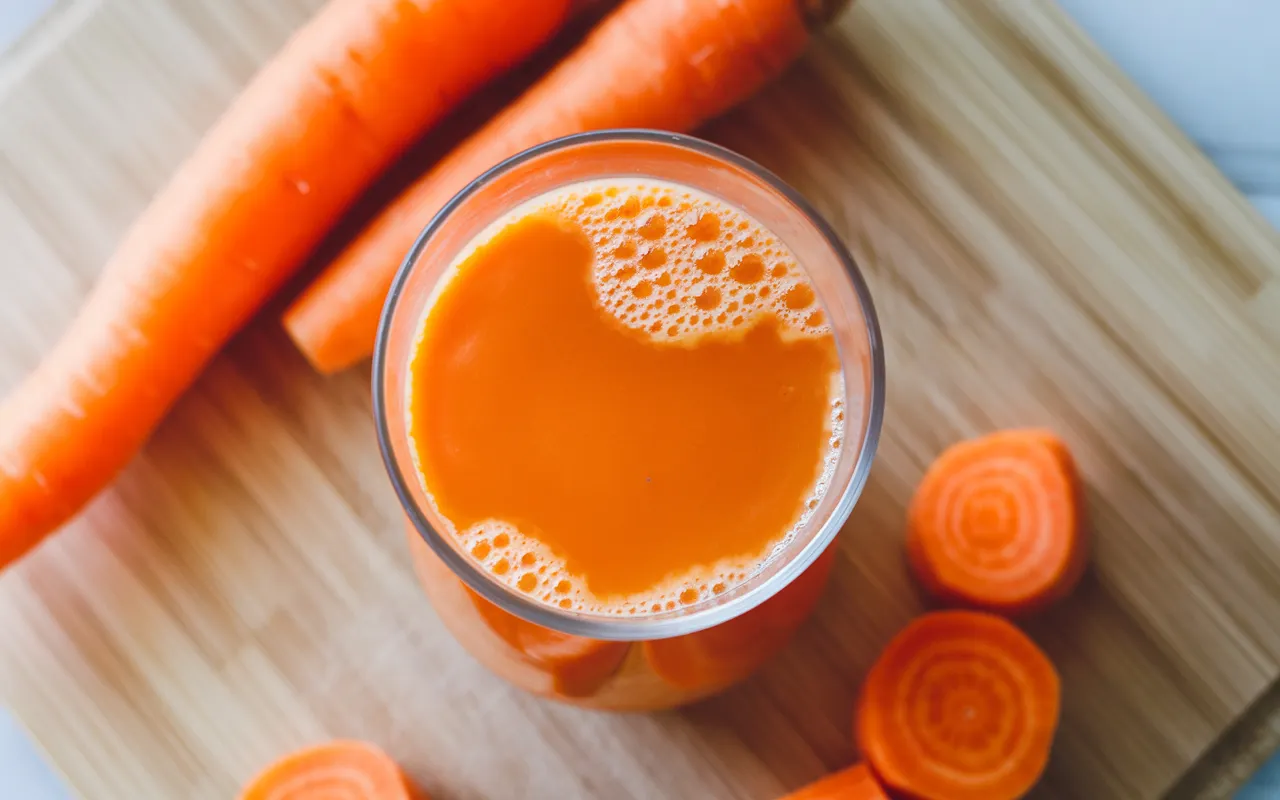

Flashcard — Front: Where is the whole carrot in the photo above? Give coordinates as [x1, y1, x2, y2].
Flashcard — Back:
[0, 0, 586, 568]
[283, 0, 854, 374]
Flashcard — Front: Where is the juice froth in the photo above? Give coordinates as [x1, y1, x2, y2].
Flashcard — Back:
[408, 179, 844, 615]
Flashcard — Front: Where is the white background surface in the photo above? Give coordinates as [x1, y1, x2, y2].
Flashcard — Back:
[0, 1, 1276, 797]
[1064, 0, 1280, 228]
[0, 0, 51, 52]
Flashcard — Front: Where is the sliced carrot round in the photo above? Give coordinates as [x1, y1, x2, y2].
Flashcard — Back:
[856, 611, 1060, 800]
[907, 429, 1087, 615]
[239, 740, 419, 800]
[782, 762, 888, 799]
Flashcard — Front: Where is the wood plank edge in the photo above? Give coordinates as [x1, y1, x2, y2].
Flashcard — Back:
[1020, 1, 1280, 258]
[1169, 677, 1280, 799]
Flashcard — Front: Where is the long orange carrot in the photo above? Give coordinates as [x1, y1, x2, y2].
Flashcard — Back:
[906, 429, 1088, 616]
[781, 763, 888, 799]
[856, 611, 1060, 800]
[239, 740, 420, 800]
[283, 0, 853, 374]
[0, 0, 584, 568]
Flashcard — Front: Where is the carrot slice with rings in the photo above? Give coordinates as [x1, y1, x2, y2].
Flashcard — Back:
[856, 611, 1060, 800]
[239, 740, 420, 800]
[781, 763, 888, 799]
[907, 429, 1087, 615]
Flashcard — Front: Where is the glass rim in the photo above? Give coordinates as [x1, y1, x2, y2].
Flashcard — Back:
[373, 129, 885, 641]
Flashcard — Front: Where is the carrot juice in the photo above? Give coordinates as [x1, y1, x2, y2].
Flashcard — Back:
[376, 132, 883, 710]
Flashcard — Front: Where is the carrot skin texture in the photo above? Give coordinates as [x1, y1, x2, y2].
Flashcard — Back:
[238, 740, 420, 800]
[0, 0, 577, 567]
[283, 0, 821, 373]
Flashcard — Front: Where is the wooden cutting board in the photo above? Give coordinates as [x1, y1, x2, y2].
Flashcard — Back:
[1, 1, 1278, 798]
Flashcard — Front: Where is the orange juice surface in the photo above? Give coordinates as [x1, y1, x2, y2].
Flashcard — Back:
[408, 180, 843, 614]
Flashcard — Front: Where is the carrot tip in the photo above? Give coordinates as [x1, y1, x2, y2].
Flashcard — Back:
[906, 429, 1088, 615]
[284, 0, 818, 373]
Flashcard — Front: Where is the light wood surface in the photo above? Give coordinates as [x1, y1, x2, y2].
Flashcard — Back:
[1, 1, 1278, 798]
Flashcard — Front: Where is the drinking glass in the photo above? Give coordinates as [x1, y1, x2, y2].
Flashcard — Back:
[374, 130, 884, 710]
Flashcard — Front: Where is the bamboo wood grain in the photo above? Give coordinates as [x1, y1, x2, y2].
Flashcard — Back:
[0, 0, 1277, 798]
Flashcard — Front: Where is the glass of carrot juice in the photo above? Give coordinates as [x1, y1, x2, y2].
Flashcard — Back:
[374, 131, 884, 711]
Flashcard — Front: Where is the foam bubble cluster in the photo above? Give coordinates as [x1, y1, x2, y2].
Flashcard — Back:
[544, 180, 832, 344]
[448, 399, 846, 618]
[425, 179, 848, 617]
